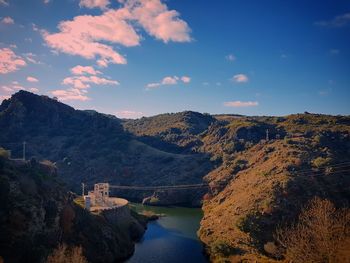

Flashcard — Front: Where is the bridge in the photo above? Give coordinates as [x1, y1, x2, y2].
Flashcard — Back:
[108, 183, 210, 191]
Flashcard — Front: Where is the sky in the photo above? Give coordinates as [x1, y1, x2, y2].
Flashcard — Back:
[0, 0, 349, 118]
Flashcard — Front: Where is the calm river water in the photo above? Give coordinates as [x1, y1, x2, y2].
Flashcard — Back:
[126, 203, 208, 263]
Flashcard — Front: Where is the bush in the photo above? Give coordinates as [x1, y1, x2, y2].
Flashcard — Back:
[312, 157, 332, 168]
[0, 148, 10, 158]
[211, 240, 236, 257]
[46, 244, 87, 263]
[275, 197, 350, 263]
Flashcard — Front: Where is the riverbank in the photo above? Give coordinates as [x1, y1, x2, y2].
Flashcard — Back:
[126, 203, 208, 263]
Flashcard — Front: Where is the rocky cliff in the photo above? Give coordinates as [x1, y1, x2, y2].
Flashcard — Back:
[0, 153, 146, 263]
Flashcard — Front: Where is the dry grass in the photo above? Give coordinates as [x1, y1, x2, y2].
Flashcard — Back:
[275, 197, 350, 263]
[46, 244, 88, 263]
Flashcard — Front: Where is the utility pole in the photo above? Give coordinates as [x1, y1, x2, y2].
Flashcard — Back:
[266, 129, 269, 141]
[23, 141, 26, 161]
[82, 183, 85, 197]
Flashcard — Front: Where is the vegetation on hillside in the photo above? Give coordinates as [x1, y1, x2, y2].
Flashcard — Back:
[0, 153, 146, 263]
[1, 91, 349, 262]
[275, 197, 350, 263]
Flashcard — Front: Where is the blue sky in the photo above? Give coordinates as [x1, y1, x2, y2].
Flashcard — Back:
[0, 0, 349, 118]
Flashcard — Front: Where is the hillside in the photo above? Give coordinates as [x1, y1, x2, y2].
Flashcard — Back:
[0, 91, 213, 206]
[0, 152, 146, 263]
[124, 112, 350, 262]
[1, 91, 349, 262]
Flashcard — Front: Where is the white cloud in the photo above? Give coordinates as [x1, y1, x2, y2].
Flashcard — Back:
[0, 0, 9, 6]
[79, 0, 109, 9]
[51, 88, 90, 101]
[27, 76, 39, 83]
[181, 76, 191, 83]
[24, 53, 43, 64]
[146, 82, 161, 89]
[115, 110, 144, 119]
[315, 13, 350, 27]
[225, 54, 235, 61]
[330, 49, 340, 55]
[1, 16, 14, 24]
[146, 75, 190, 89]
[232, 74, 249, 83]
[70, 65, 101, 75]
[224, 101, 258, 107]
[43, 0, 50, 4]
[0, 48, 27, 74]
[43, 0, 191, 67]
[28, 87, 39, 93]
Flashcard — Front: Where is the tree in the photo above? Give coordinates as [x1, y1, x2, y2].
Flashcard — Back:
[275, 197, 350, 263]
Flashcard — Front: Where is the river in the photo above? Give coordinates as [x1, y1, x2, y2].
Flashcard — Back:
[126, 203, 208, 263]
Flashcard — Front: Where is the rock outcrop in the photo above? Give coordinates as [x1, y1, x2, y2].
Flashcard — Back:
[0, 155, 146, 263]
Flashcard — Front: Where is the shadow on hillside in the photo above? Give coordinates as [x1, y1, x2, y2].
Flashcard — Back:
[240, 170, 350, 255]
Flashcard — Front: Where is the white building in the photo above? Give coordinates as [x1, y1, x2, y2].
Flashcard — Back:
[84, 183, 110, 207]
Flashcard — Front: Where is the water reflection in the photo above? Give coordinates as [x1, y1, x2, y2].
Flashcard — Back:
[126, 204, 208, 263]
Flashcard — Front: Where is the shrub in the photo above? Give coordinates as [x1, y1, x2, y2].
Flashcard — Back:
[275, 197, 350, 263]
[211, 240, 236, 257]
[0, 148, 10, 158]
[46, 244, 87, 263]
[311, 157, 332, 168]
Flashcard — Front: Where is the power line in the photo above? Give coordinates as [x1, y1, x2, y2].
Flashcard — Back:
[290, 161, 350, 175]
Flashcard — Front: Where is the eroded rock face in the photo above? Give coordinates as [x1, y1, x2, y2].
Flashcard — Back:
[0, 157, 146, 263]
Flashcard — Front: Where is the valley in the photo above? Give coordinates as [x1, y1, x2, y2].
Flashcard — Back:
[0, 91, 349, 262]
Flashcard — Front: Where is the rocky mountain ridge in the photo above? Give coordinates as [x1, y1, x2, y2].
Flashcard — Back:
[1, 91, 350, 262]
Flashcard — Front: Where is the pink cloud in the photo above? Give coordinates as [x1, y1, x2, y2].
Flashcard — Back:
[115, 110, 144, 119]
[1, 16, 14, 24]
[181, 76, 191, 83]
[51, 88, 90, 101]
[79, 0, 110, 9]
[224, 101, 258, 107]
[162, 76, 178, 85]
[43, 0, 191, 67]
[125, 0, 191, 43]
[43, 9, 139, 66]
[0, 48, 27, 74]
[232, 74, 249, 83]
[1, 84, 25, 94]
[0, 95, 10, 102]
[62, 75, 119, 89]
[27, 76, 39, 83]
[70, 65, 101, 75]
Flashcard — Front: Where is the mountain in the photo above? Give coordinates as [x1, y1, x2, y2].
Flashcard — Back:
[125, 112, 350, 261]
[0, 91, 213, 206]
[0, 153, 146, 263]
[1, 91, 349, 262]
